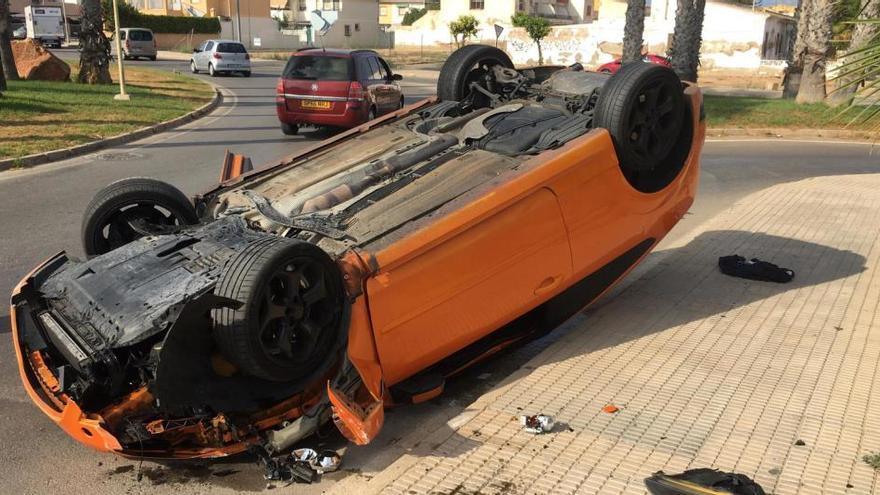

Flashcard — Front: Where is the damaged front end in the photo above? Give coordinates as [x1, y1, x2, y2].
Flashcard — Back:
[10, 216, 384, 458]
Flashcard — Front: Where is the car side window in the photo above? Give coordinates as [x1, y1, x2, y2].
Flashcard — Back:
[120, 31, 126, 40]
[205, 41, 214, 51]
[378, 58, 393, 80]
[367, 57, 383, 81]
[355, 57, 372, 81]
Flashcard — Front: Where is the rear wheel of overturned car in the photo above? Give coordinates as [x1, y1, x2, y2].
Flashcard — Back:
[437, 44, 514, 106]
[594, 62, 689, 193]
[213, 237, 347, 383]
[81, 178, 199, 257]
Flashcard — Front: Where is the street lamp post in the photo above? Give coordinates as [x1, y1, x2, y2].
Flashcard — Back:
[111, 0, 129, 101]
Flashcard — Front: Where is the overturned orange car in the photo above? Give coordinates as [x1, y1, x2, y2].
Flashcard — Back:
[10, 45, 705, 459]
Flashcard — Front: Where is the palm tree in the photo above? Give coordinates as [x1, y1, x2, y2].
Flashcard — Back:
[78, 0, 112, 84]
[622, 0, 647, 63]
[668, 0, 707, 82]
[783, 0, 812, 98]
[0, 0, 18, 82]
[832, 17, 880, 124]
[827, 0, 880, 106]
[796, 0, 835, 103]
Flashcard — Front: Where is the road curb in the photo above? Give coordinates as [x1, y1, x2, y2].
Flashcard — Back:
[0, 86, 223, 172]
[707, 127, 877, 141]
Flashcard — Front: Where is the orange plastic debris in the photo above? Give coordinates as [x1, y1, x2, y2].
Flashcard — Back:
[602, 404, 619, 413]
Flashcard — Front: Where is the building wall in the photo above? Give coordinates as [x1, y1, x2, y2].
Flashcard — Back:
[380, 1, 425, 26]
[10, 0, 81, 17]
[503, 1, 795, 70]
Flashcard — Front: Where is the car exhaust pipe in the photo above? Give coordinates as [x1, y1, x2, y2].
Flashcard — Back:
[298, 134, 458, 214]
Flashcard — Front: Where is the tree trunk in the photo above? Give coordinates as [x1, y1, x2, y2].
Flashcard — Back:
[0, 50, 6, 93]
[537, 40, 543, 64]
[826, 0, 880, 106]
[783, 0, 812, 98]
[669, 0, 706, 82]
[78, 0, 112, 84]
[622, 0, 646, 63]
[796, 0, 834, 103]
[0, 0, 18, 81]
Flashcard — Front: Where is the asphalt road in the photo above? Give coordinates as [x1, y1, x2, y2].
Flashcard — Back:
[1, 54, 878, 494]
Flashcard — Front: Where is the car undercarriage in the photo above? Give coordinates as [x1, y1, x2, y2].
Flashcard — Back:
[11, 45, 703, 460]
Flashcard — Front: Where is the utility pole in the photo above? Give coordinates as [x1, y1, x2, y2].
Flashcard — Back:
[111, 0, 129, 100]
[235, 0, 242, 43]
[60, 0, 70, 45]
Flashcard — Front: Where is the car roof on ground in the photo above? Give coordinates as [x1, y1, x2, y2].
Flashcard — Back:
[293, 48, 378, 57]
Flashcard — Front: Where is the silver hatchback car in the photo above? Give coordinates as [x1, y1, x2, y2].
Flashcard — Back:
[190, 39, 252, 77]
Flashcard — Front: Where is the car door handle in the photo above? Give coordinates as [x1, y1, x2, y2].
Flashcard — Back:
[534, 275, 562, 295]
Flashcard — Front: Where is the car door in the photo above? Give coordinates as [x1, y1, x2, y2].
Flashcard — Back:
[199, 41, 214, 70]
[377, 57, 402, 111]
[366, 188, 573, 385]
[370, 56, 397, 113]
[359, 55, 383, 114]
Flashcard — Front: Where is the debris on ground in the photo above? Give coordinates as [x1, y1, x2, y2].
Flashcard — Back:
[863, 451, 880, 470]
[250, 444, 341, 484]
[645, 468, 766, 495]
[718, 255, 794, 283]
[520, 414, 555, 434]
[602, 404, 620, 414]
[794, 439, 806, 446]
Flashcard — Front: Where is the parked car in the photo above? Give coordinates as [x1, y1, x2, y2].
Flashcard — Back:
[190, 39, 251, 77]
[275, 48, 404, 135]
[111, 27, 157, 61]
[597, 54, 672, 74]
[11, 44, 704, 459]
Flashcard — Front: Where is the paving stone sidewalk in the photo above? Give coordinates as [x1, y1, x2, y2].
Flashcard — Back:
[331, 174, 880, 495]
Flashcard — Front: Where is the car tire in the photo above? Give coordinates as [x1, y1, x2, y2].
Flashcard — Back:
[190, 60, 198, 73]
[437, 44, 514, 103]
[209, 63, 216, 77]
[212, 237, 348, 383]
[399, 96, 405, 109]
[593, 62, 687, 187]
[149, 56, 157, 61]
[242, 71, 251, 77]
[281, 122, 299, 135]
[368, 107, 377, 121]
[81, 178, 199, 257]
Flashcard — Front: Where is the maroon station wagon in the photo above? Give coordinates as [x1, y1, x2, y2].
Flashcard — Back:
[275, 49, 405, 135]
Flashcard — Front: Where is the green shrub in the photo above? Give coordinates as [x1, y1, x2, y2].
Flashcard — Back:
[102, 0, 221, 34]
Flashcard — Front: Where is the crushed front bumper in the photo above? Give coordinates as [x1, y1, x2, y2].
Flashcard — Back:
[10, 253, 123, 453]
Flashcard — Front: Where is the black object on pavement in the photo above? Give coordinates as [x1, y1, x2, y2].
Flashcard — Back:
[718, 255, 794, 283]
[645, 468, 766, 495]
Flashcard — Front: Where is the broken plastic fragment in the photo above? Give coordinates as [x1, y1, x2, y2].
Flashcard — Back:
[250, 444, 341, 484]
[602, 404, 620, 413]
[520, 414, 555, 434]
[292, 448, 342, 474]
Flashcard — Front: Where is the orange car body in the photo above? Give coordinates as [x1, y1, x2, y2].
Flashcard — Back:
[11, 85, 704, 457]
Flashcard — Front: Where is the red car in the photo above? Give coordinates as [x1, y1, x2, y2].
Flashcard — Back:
[275, 48, 405, 135]
[597, 54, 671, 74]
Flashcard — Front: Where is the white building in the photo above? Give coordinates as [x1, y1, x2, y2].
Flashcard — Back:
[394, 0, 794, 70]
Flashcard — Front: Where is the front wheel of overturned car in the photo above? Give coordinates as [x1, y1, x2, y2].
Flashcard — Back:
[213, 237, 348, 384]
[437, 44, 514, 105]
[81, 178, 199, 257]
[594, 62, 689, 193]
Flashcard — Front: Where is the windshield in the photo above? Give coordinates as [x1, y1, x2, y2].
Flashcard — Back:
[283, 55, 352, 81]
[217, 43, 247, 53]
[128, 30, 153, 41]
